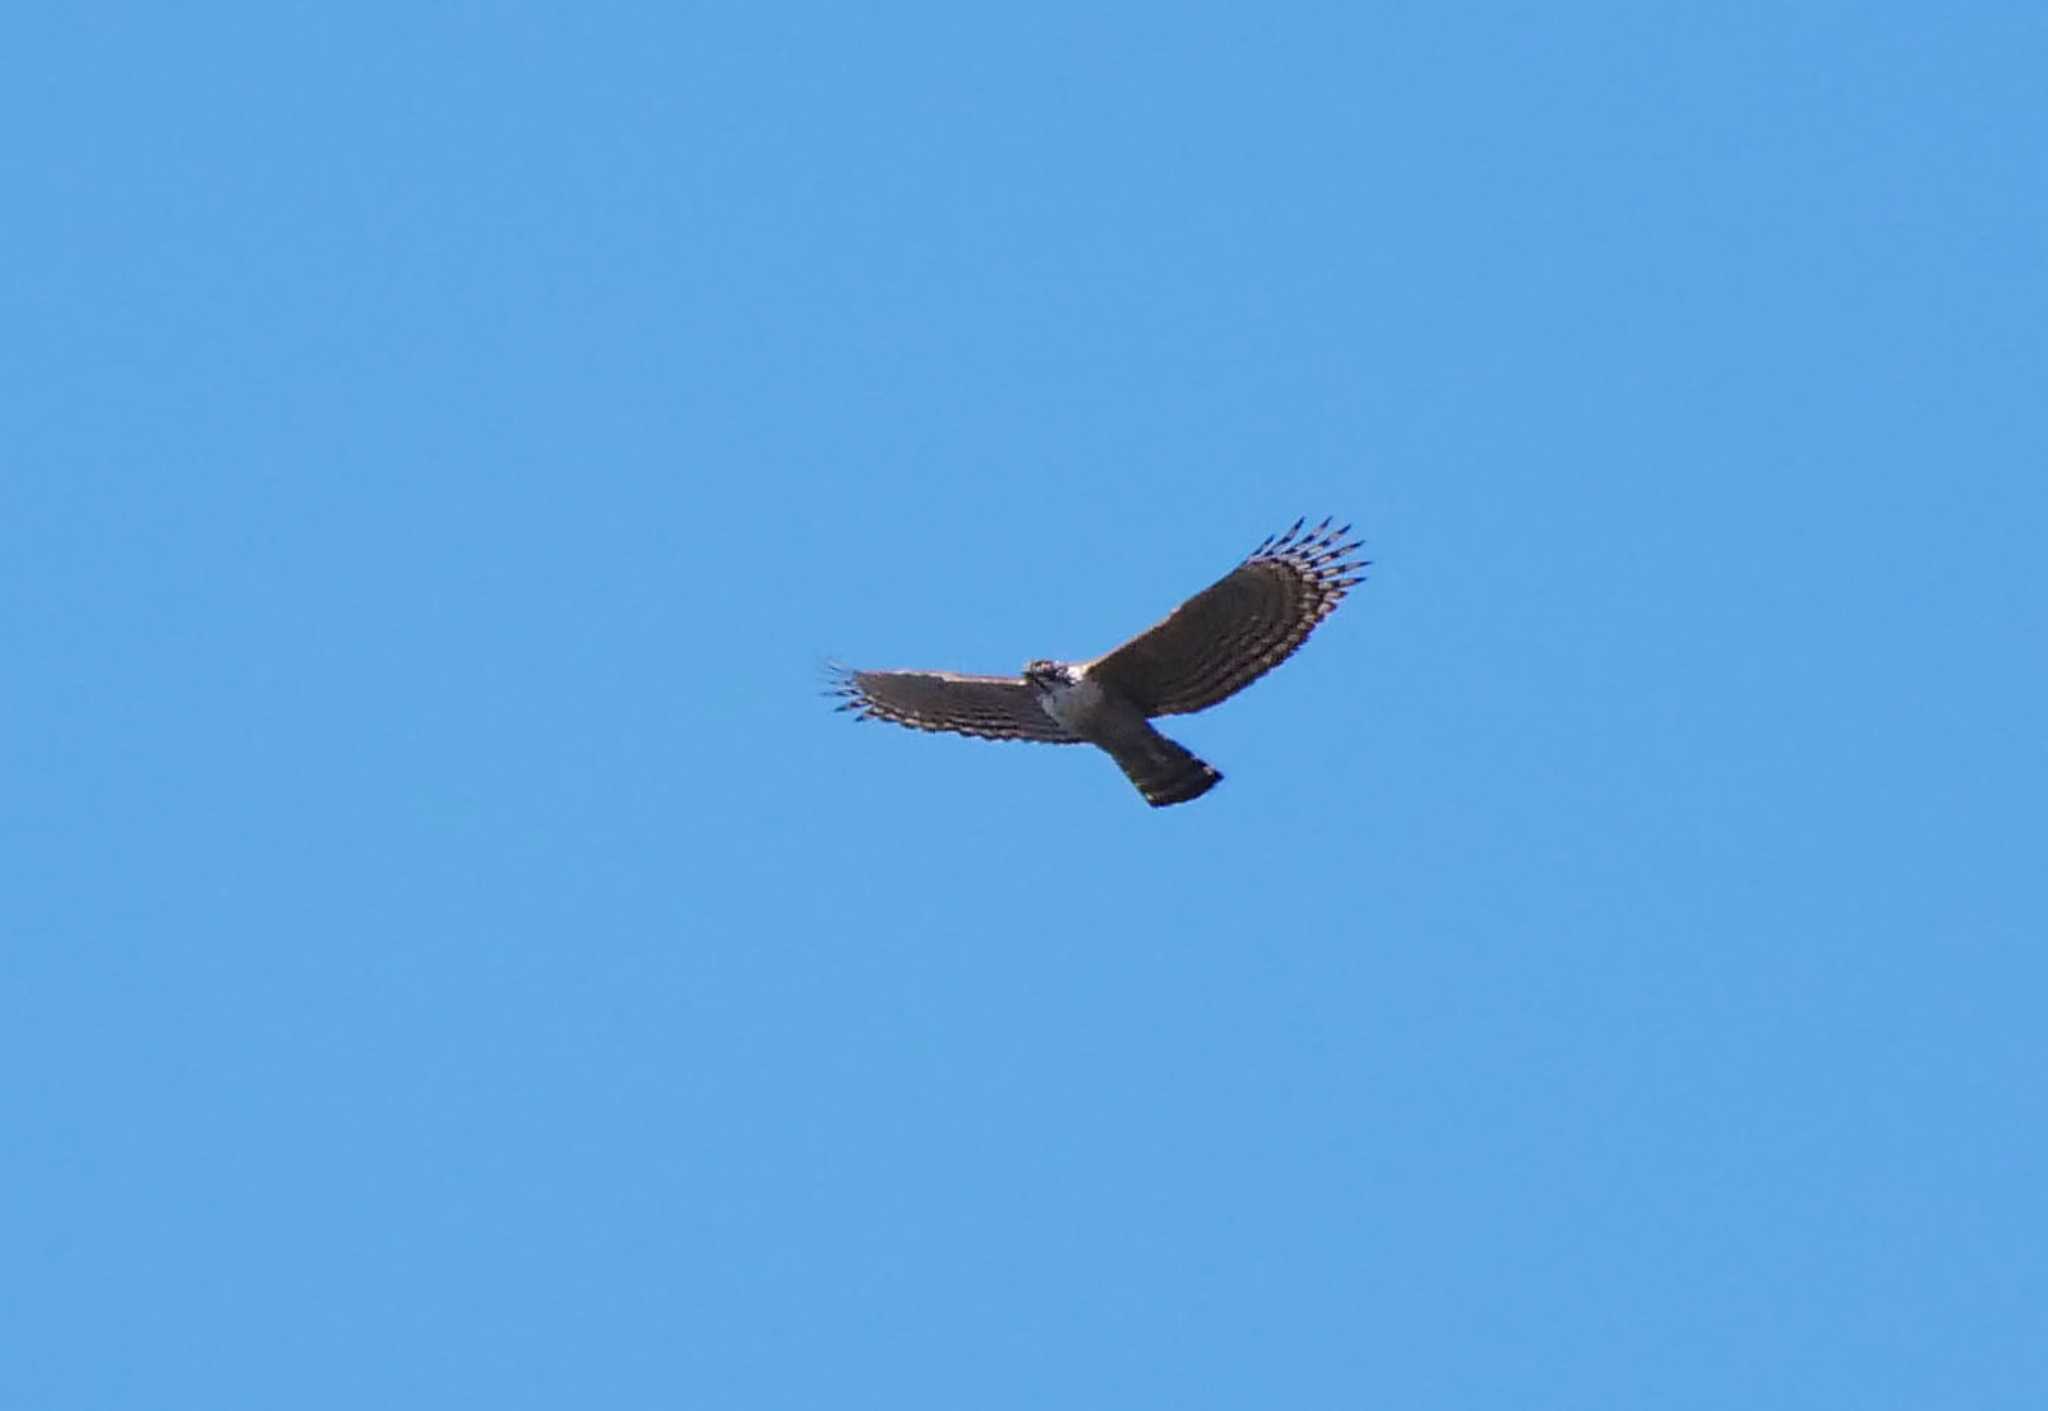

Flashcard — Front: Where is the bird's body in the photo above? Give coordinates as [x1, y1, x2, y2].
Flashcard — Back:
[1023, 661, 1105, 735]
[1020, 659, 1223, 805]
[829, 518, 1366, 807]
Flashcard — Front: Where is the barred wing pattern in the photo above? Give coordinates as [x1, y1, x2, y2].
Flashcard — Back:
[828, 667, 1082, 744]
[1086, 518, 1367, 717]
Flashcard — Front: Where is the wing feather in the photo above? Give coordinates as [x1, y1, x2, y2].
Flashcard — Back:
[827, 666, 1080, 744]
[1085, 518, 1367, 716]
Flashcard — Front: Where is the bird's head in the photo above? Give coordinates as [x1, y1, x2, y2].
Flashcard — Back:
[1021, 659, 1077, 693]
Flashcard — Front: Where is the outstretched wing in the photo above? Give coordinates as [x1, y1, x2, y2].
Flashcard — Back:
[1086, 518, 1367, 717]
[827, 666, 1081, 744]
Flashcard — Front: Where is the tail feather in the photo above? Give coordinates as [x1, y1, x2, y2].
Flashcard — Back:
[1108, 727, 1222, 808]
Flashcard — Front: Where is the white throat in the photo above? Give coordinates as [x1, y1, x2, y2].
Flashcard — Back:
[1036, 670, 1103, 732]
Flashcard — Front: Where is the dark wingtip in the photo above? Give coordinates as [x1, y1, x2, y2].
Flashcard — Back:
[822, 659, 871, 718]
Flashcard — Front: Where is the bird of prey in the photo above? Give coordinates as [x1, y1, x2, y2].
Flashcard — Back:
[828, 517, 1367, 807]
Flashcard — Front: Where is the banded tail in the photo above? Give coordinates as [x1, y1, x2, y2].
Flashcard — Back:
[1108, 725, 1222, 808]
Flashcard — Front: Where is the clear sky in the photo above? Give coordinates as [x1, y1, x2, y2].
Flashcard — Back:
[7, 4, 2045, 1407]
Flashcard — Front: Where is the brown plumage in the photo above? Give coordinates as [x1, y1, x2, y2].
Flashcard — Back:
[822, 669, 1081, 744]
[828, 518, 1367, 806]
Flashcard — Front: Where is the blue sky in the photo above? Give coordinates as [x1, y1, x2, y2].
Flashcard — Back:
[6, 4, 2045, 1407]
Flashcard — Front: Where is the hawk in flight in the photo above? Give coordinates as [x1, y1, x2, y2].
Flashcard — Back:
[828, 518, 1367, 807]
